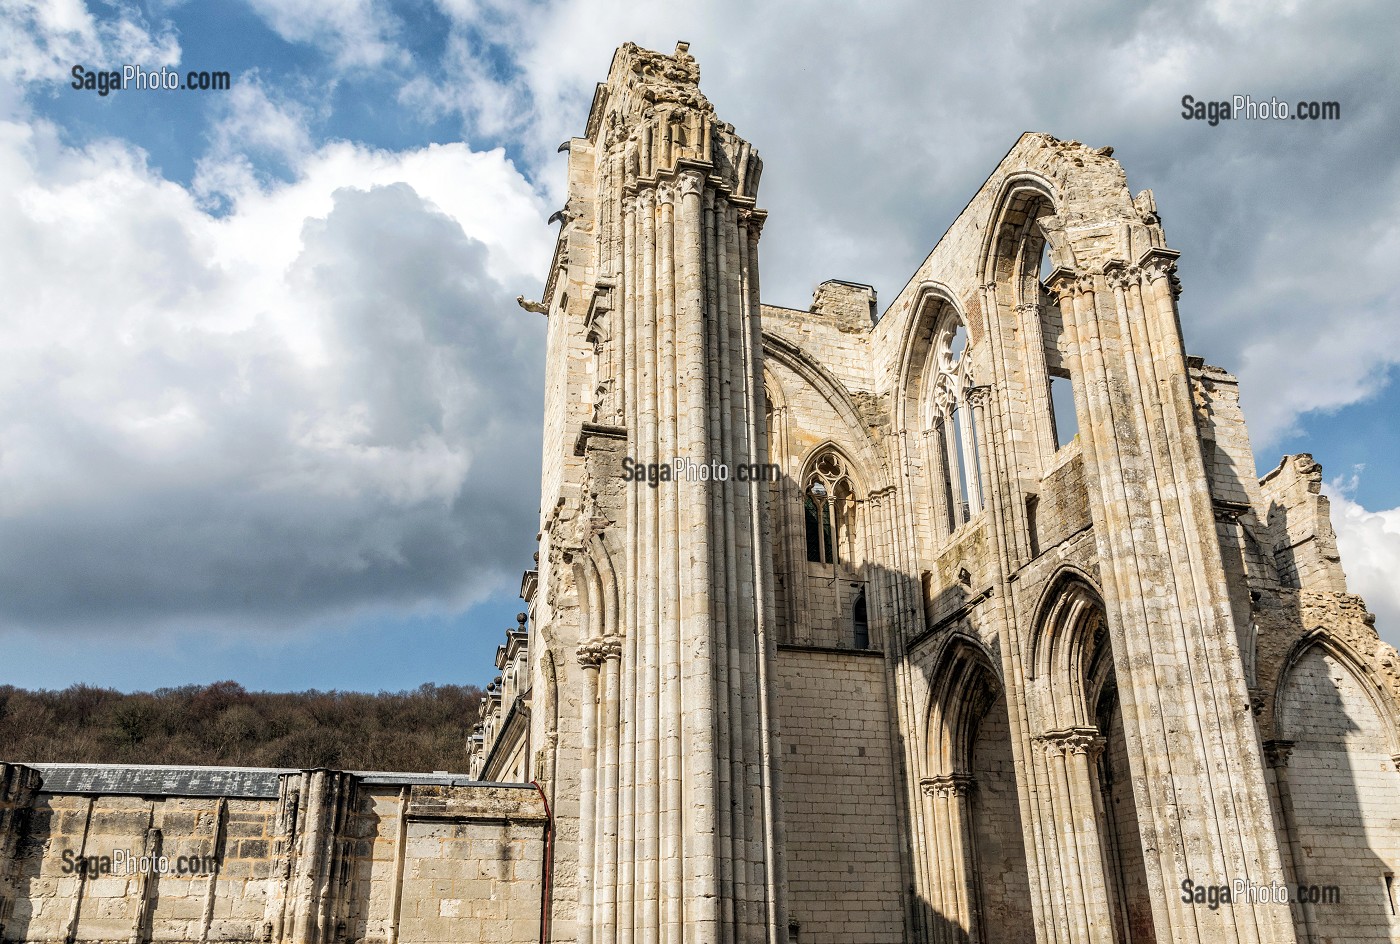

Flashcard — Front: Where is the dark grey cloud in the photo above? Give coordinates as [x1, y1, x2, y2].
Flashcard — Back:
[0, 176, 543, 632]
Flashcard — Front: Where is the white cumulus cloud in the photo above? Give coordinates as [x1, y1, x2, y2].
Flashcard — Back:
[1326, 485, 1400, 649]
[0, 0, 180, 84]
[0, 116, 552, 634]
[243, 0, 405, 71]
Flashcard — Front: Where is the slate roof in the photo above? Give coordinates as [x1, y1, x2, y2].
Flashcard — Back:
[17, 763, 498, 798]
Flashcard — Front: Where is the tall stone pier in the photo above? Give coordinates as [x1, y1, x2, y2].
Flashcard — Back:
[531, 41, 787, 944]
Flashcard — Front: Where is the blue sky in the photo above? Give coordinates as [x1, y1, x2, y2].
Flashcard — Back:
[1, 0, 1398, 692]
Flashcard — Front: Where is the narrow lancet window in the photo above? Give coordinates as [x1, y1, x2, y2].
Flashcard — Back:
[1049, 374, 1078, 450]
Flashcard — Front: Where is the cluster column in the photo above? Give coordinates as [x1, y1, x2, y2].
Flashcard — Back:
[1032, 728, 1113, 944]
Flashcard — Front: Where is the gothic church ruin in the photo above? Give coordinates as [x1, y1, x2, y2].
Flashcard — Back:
[4, 40, 1400, 944]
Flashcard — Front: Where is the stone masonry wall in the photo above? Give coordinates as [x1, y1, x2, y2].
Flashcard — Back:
[774, 648, 905, 943]
[1273, 647, 1400, 941]
[0, 766, 545, 944]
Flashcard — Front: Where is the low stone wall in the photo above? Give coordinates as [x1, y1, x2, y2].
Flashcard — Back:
[0, 764, 546, 944]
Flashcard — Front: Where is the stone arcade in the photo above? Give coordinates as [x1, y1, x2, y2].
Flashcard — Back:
[4, 40, 1399, 944]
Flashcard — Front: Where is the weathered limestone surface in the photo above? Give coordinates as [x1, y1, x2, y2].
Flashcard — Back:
[0, 765, 545, 944]
[774, 648, 904, 942]
[6, 40, 1399, 944]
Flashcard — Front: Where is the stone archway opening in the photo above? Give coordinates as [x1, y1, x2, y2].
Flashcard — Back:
[1031, 575, 1154, 944]
[923, 640, 1034, 943]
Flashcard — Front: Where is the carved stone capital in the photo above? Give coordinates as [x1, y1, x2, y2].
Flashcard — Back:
[676, 169, 704, 197]
[1036, 726, 1105, 759]
[578, 634, 623, 668]
[1102, 261, 1133, 293]
[1044, 267, 1090, 304]
[577, 640, 607, 669]
[598, 634, 624, 662]
[1103, 257, 1125, 289]
[738, 206, 766, 236]
[656, 181, 676, 205]
[1138, 247, 1180, 280]
[965, 385, 992, 410]
[920, 773, 975, 798]
[1263, 739, 1295, 768]
[1138, 247, 1183, 299]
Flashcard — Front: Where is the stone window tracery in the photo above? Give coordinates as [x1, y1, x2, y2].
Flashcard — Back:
[923, 313, 982, 532]
[803, 450, 857, 566]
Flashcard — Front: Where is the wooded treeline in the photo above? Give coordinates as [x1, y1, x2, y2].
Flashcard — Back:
[0, 681, 482, 772]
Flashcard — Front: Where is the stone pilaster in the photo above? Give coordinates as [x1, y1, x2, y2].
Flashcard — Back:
[919, 774, 978, 943]
[264, 769, 358, 944]
[1033, 728, 1112, 944]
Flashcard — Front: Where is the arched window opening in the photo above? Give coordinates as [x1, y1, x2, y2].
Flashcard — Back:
[949, 322, 968, 364]
[803, 494, 832, 564]
[1038, 236, 1054, 281]
[1026, 495, 1041, 558]
[949, 403, 982, 525]
[922, 310, 982, 535]
[1035, 228, 1080, 454]
[803, 450, 858, 567]
[852, 591, 869, 649]
[1049, 374, 1078, 449]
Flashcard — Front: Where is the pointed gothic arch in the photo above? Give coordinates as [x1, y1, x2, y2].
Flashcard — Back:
[920, 634, 1034, 943]
[1028, 568, 1107, 730]
[1268, 630, 1400, 939]
[1272, 629, 1400, 753]
[1026, 568, 1155, 943]
[981, 175, 1085, 468]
